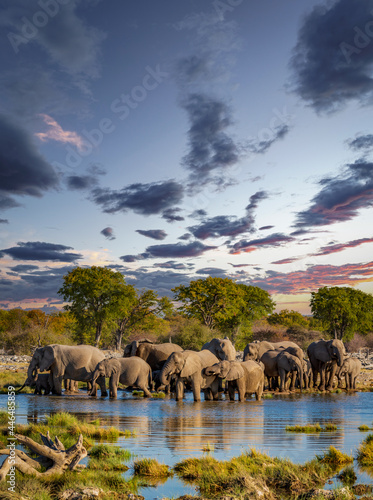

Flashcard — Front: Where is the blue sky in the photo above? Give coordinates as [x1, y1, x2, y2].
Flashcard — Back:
[1, 0, 373, 314]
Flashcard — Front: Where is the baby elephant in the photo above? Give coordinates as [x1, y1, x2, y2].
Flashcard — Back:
[204, 360, 264, 401]
[337, 357, 362, 390]
[91, 357, 152, 398]
[34, 373, 53, 395]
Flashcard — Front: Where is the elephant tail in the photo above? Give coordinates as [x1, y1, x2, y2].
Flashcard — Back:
[148, 368, 153, 391]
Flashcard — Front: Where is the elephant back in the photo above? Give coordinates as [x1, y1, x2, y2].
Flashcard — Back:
[196, 349, 220, 368]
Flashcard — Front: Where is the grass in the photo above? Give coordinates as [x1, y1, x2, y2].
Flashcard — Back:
[316, 446, 353, 466]
[357, 433, 373, 466]
[338, 465, 357, 486]
[286, 422, 338, 433]
[152, 391, 166, 398]
[202, 442, 214, 453]
[88, 444, 132, 471]
[133, 458, 172, 477]
[132, 390, 144, 397]
[0, 370, 34, 393]
[358, 424, 372, 431]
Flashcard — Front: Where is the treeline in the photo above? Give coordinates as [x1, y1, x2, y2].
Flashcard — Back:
[1, 266, 372, 354]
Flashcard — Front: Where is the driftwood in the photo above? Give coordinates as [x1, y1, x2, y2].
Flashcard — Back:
[0, 432, 87, 480]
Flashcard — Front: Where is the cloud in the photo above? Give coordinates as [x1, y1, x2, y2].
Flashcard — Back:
[120, 241, 217, 262]
[271, 257, 300, 265]
[0, 242, 82, 262]
[294, 160, 373, 228]
[246, 124, 290, 154]
[313, 237, 373, 256]
[92, 180, 184, 216]
[0, 219, 9, 224]
[162, 207, 185, 222]
[246, 261, 373, 295]
[228, 263, 251, 268]
[188, 191, 268, 240]
[289, 0, 373, 113]
[178, 233, 191, 240]
[66, 175, 97, 190]
[196, 267, 227, 277]
[229, 233, 295, 254]
[9, 265, 39, 273]
[136, 229, 168, 241]
[181, 93, 241, 188]
[347, 134, 373, 152]
[100, 227, 115, 240]
[156, 261, 192, 270]
[0, 114, 58, 208]
[259, 225, 275, 231]
[35, 114, 85, 150]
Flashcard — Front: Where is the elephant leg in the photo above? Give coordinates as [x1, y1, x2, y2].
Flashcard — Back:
[289, 371, 296, 391]
[211, 379, 219, 400]
[236, 379, 245, 402]
[346, 375, 351, 391]
[256, 379, 263, 401]
[326, 365, 337, 391]
[191, 380, 201, 402]
[228, 382, 236, 401]
[318, 366, 326, 391]
[279, 369, 286, 392]
[52, 373, 63, 395]
[109, 376, 118, 399]
[175, 378, 184, 401]
[311, 368, 318, 389]
[90, 379, 98, 397]
[204, 388, 213, 401]
[96, 375, 108, 397]
[140, 381, 152, 398]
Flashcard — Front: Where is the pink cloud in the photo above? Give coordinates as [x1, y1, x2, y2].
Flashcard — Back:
[35, 114, 85, 151]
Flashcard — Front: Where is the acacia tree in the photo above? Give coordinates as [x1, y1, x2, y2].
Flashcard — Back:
[310, 286, 373, 341]
[172, 277, 274, 343]
[114, 290, 173, 350]
[58, 266, 131, 347]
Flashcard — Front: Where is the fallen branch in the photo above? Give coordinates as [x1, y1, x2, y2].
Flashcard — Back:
[0, 431, 87, 480]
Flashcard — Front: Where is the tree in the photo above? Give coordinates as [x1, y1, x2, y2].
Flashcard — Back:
[58, 266, 130, 347]
[267, 309, 308, 328]
[172, 277, 275, 344]
[114, 290, 174, 350]
[310, 286, 373, 341]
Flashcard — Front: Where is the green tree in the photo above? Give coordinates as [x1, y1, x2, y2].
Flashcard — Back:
[267, 309, 308, 328]
[58, 266, 130, 347]
[114, 290, 174, 350]
[310, 286, 373, 341]
[172, 277, 274, 344]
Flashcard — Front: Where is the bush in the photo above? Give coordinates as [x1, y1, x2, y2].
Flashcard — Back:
[159, 315, 214, 350]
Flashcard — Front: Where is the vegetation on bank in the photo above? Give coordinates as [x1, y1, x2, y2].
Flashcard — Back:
[286, 423, 338, 433]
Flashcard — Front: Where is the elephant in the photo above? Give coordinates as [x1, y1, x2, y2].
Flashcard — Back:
[132, 342, 183, 370]
[64, 379, 79, 393]
[301, 359, 313, 390]
[123, 338, 154, 357]
[260, 350, 303, 392]
[204, 360, 264, 401]
[159, 350, 220, 402]
[243, 340, 300, 362]
[307, 339, 345, 391]
[17, 372, 53, 395]
[337, 357, 361, 390]
[202, 338, 236, 361]
[91, 357, 152, 398]
[26, 344, 107, 396]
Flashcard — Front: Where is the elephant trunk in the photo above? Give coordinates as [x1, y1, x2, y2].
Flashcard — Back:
[160, 359, 173, 386]
[336, 349, 343, 367]
[296, 361, 303, 392]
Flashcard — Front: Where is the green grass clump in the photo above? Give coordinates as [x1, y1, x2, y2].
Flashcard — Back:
[152, 391, 166, 398]
[45, 412, 79, 427]
[202, 442, 214, 453]
[338, 465, 357, 486]
[358, 424, 372, 431]
[286, 423, 337, 433]
[0, 409, 8, 425]
[132, 390, 144, 397]
[357, 433, 373, 466]
[316, 446, 353, 466]
[88, 444, 131, 471]
[133, 458, 172, 477]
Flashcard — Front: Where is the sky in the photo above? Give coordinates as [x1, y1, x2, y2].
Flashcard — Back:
[1, 0, 373, 315]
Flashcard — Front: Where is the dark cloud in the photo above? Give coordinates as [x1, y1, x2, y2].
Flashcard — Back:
[66, 175, 98, 190]
[188, 191, 268, 240]
[0, 219, 9, 224]
[124, 268, 192, 297]
[0, 265, 75, 303]
[190, 209, 208, 218]
[162, 207, 185, 222]
[100, 227, 115, 240]
[196, 267, 227, 277]
[9, 265, 39, 273]
[178, 233, 191, 240]
[92, 180, 184, 216]
[313, 237, 373, 256]
[229, 233, 295, 254]
[136, 229, 167, 241]
[290, 0, 373, 113]
[156, 261, 192, 270]
[247, 124, 290, 154]
[271, 257, 300, 265]
[228, 263, 251, 268]
[181, 93, 241, 187]
[294, 160, 373, 228]
[146, 241, 217, 259]
[347, 134, 373, 151]
[259, 225, 275, 231]
[0, 242, 82, 262]
[121, 241, 217, 262]
[0, 114, 58, 208]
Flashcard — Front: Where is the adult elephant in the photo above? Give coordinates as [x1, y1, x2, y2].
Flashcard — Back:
[25, 344, 107, 396]
[131, 342, 183, 370]
[204, 360, 264, 401]
[202, 338, 236, 361]
[243, 340, 300, 362]
[260, 350, 303, 392]
[91, 357, 152, 398]
[159, 350, 220, 402]
[307, 339, 345, 391]
[337, 357, 361, 390]
[123, 338, 154, 357]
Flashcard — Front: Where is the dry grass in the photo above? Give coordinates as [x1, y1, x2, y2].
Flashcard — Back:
[133, 458, 172, 477]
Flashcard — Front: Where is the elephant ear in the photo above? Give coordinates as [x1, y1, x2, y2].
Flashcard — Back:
[226, 362, 244, 381]
[180, 354, 201, 378]
[130, 341, 139, 356]
[39, 346, 55, 371]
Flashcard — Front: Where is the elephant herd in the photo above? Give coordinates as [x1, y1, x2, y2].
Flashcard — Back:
[18, 337, 362, 402]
